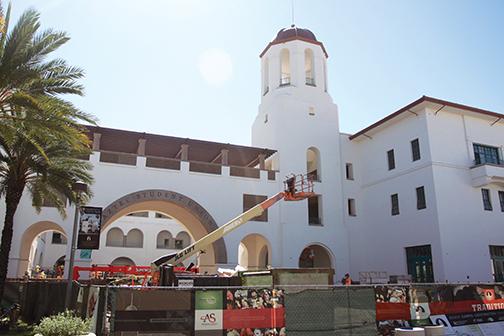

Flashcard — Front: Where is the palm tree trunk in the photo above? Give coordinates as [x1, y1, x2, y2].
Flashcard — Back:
[0, 182, 24, 302]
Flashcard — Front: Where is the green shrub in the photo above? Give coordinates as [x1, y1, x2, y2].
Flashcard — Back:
[33, 311, 90, 336]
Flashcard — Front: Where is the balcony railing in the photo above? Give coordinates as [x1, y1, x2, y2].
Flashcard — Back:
[470, 161, 504, 187]
[305, 77, 316, 86]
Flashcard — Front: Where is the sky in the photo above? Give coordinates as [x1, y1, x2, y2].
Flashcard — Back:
[11, 0, 504, 146]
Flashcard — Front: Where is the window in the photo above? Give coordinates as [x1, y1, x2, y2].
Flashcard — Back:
[416, 186, 426, 210]
[243, 194, 268, 221]
[482, 189, 492, 211]
[106, 228, 124, 247]
[308, 196, 322, 225]
[127, 211, 149, 217]
[175, 231, 191, 249]
[51, 232, 67, 245]
[411, 139, 421, 161]
[345, 163, 354, 180]
[280, 49, 290, 86]
[474, 144, 501, 165]
[156, 231, 172, 249]
[348, 199, 356, 216]
[499, 191, 504, 212]
[307, 147, 321, 181]
[305, 49, 315, 86]
[155, 212, 170, 219]
[387, 150, 395, 170]
[391, 194, 399, 215]
[125, 229, 143, 248]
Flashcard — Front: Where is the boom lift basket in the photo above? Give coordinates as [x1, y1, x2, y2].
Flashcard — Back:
[283, 174, 315, 201]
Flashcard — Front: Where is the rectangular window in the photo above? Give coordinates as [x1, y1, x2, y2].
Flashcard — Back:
[243, 194, 268, 222]
[482, 189, 493, 211]
[416, 186, 426, 210]
[51, 232, 67, 245]
[473, 144, 501, 165]
[345, 163, 354, 180]
[499, 191, 504, 212]
[348, 199, 356, 216]
[411, 138, 421, 161]
[387, 150, 395, 170]
[308, 196, 322, 225]
[391, 193, 399, 216]
[175, 239, 183, 249]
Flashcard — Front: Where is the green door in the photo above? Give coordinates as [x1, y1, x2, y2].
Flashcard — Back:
[406, 245, 434, 283]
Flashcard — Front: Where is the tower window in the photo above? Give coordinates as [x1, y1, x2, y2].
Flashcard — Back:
[499, 191, 504, 212]
[308, 196, 322, 225]
[280, 49, 290, 86]
[305, 49, 315, 86]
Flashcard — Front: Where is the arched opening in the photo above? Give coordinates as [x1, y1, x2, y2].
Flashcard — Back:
[100, 190, 227, 273]
[298, 244, 333, 269]
[238, 234, 271, 270]
[175, 231, 191, 249]
[307, 147, 321, 181]
[106, 227, 125, 247]
[280, 49, 290, 86]
[263, 58, 269, 95]
[156, 230, 173, 249]
[125, 229, 143, 248]
[17, 221, 68, 278]
[111, 257, 135, 266]
[305, 49, 315, 86]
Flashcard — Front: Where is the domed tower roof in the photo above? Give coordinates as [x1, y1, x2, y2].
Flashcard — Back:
[274, 25, 318, 43]
[260, 25, 328, 58]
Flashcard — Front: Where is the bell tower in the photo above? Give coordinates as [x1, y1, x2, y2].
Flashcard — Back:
[251, 26, 348, 275]
[252, 25, 341, 174]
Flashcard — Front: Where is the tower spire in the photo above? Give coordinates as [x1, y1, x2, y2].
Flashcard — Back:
[291, 0, 295, 27]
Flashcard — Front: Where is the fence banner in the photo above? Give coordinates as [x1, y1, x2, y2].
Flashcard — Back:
[375, 284, 504, 336]
[112, 288, 193, 335]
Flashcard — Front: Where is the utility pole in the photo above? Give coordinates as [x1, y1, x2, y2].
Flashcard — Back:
[64, 182, 87, 310]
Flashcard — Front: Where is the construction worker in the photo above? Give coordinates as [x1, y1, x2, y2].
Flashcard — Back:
[342, 273, 352, 286]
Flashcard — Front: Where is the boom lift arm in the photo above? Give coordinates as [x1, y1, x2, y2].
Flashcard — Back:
[151, 174, 313, 273]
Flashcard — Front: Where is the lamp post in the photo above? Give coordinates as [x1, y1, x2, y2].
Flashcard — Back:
[64, 182, 88, 309]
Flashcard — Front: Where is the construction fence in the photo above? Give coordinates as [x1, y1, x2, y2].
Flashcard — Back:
[4, 281, 504, 335]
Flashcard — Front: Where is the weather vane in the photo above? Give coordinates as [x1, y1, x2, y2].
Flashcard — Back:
[291, 0, 295, 27]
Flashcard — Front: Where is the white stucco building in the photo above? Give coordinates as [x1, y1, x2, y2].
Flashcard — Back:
[2, 26, 503, 283]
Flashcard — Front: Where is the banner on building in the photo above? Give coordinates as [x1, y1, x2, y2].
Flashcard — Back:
[77, 206, 102, 249]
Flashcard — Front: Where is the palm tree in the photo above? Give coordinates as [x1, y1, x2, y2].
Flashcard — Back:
[0, 2, 96, 301]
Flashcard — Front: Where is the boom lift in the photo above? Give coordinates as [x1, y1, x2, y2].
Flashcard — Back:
[151, 174, 314, 285]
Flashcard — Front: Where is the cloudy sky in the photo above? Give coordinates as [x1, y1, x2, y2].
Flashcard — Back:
[11, 0, 504, 146]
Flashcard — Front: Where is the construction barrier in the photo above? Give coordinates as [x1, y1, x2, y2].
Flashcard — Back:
[4, 281, 504, 335]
